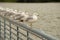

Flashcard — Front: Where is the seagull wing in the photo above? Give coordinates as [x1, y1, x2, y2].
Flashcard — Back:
[26, 16, 33, 21]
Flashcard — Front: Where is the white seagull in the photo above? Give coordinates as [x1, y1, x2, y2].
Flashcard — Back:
[13, 11, 29, 22]
[9, 9, 22, 18]
[20, 11, 29, 22]
[26, 13, 39, 28]
[0, 7, 7, 16]
[4, 8, 15, 17]
[0, 7, 6, 12]
[0, 7, 3, 11]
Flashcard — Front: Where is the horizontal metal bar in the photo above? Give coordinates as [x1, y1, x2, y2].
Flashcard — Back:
[1, 27, 23, 40]
[1, 21, 18, 31]
[19, 31, 33, 40]
[1, 21, 11, 27]
[1, 25, 32, 40]
[1, 32, 15, 40]
[1, 29, 23, 40]
[1, 23, 33, 40]
[5, 28, 17, 37]
[1, 26, 17, 37]
[1, 24, 17, 32]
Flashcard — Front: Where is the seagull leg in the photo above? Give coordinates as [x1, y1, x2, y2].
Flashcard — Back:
[30, 23, 32, 29]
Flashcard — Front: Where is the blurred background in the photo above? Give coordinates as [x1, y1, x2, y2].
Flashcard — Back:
[0, 0, 60, 2]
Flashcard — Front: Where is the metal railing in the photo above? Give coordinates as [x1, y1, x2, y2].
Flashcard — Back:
[0, 13, 58, 40]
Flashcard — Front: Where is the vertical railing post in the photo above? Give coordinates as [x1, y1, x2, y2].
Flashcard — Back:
[27, 31, 29, 40]
[4, 16, 6, 40]
[0, 17, 1, 39]
[9, 21, 11, 40]
[17, 26, 19, 40]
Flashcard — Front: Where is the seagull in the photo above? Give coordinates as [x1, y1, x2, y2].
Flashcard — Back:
[13, 11, 29, 22]
[0, 7, 4, 15]
[5, 8, 11, 12]
[26, 13, 39, 28]
[0, 7, 4, 11]
[20, 12, 29, 22]
[4, 8, 15, 17]
[10, 11, 24, 18]
[0, 7, 6, 12]
[0, 7, 7, 16]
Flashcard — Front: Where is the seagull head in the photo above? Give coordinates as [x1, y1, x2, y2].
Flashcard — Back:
[0, 7, 5, 11]
[33, 12, 39, 16]
[6, 8, 10, 11]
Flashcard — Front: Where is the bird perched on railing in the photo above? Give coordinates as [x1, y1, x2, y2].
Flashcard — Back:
[19, 11, 29, 22]
[12, 11, 29, 22]
[11, 11, 39, 28]
[3, 8, 15, 17]
[25, 13, 39, 28]
[0, 7, 7, 16]
[0, 7, 4, 11]
[0, 7, 39, 28]
[0, 7, 6, 12]
[14, 11, 39, 28]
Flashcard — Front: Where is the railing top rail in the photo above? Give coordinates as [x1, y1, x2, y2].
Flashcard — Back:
[0, 15, 58, 40]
